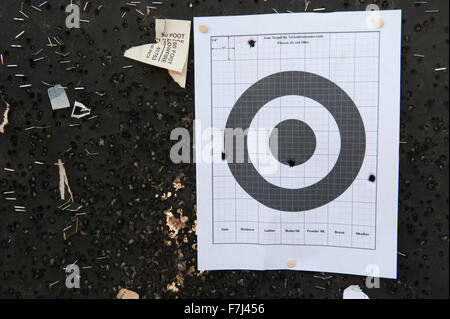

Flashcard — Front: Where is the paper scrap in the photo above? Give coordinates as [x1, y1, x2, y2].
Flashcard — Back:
[57, 159, 74, 202]
[117, 288, 139, 299]
[124, 19, 191, 88]
[48, 85, 70, 110]
[71, 101, 91, 119]
[343, 285, 370, 299]
[0, 92, 10, 134]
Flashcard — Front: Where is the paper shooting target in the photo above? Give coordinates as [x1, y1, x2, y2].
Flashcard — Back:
[225, 71, 366, 212]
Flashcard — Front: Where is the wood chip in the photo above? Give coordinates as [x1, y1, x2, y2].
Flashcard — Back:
[117, 288, 139, 299]
[0, 92, 10, 134]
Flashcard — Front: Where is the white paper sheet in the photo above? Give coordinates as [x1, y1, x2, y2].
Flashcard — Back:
[194, 11, 401, 278]
[343, 285, 370, 299]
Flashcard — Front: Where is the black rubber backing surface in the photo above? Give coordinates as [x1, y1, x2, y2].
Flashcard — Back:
[0, 0, 448, 299]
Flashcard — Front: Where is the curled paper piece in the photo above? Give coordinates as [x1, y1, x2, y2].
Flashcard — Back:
[117, 288, 139, 299]
[58, 159, 74, 202]
[343, 285, 369, 299]
[71, 101, 91, 119]
[124, 19, 191, 88]
[0, 92, 10, 134]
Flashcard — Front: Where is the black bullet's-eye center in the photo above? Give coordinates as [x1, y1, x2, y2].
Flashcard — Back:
[269, 119, 317, 167]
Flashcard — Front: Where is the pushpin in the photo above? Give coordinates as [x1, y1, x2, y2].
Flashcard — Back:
[198, 24, 208, 33]
[373, 18, 384, 29]
[286, 259, 296, 268]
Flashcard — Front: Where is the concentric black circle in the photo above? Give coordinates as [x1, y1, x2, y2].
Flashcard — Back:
[225, 71, 366, 212]
[269, 119, 317, 167]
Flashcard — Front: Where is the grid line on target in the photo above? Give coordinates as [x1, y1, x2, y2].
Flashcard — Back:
[211, 31, 380, 250]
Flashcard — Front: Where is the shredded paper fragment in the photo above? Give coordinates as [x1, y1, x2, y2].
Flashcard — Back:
[58, 159, 74, 202]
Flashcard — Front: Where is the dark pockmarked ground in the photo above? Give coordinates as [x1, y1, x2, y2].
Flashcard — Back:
[0, 0, 448, 299]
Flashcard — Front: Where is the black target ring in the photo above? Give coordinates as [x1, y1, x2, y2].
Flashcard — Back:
[225, 71, 366, 212]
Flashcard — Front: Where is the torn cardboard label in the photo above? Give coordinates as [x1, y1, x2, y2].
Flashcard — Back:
[124, 19, 191, 88]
